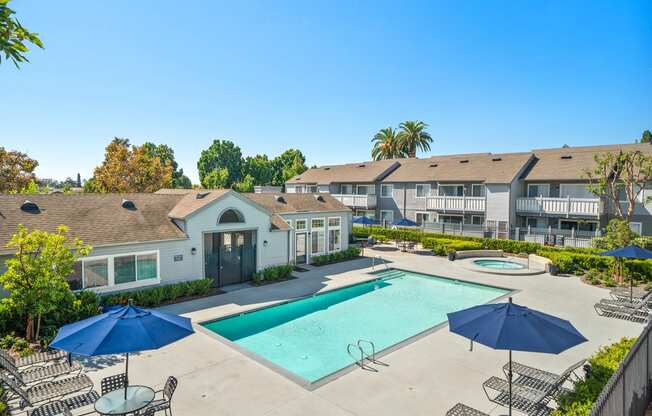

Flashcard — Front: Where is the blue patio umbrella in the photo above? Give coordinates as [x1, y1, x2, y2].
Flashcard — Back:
[50, 303, 194, 399]
[447, 298, 587, 415]
[600, 245, 652, 301]
[352, 215, 378, 225]
[392, 218, 419, 227]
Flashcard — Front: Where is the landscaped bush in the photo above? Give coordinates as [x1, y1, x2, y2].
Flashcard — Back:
[101, 278, 214, 308]
[553, 337, 636, 416]
[311, 247, 361, 266]
[0, 386, 7, 416]
[252, 264, 294, 285]
[0, 333, 32, 357]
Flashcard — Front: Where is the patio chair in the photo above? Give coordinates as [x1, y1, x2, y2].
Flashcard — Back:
[137, 376, 178, 416]
[100, 373, 127, 396]
[0, 353, 82, 385]
[501, 359, 586, 396]
[0, 348, 68, 368]
[445, 403, 490, 416]
[0, 370, 94, 410]
[594, 299, 650, 323]
[609, 287, 651, 302]
[27, 391, 100, 416]
[482, 374, 561, 416]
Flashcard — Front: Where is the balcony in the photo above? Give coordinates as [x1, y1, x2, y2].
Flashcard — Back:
[516, 197, 602, 217]
[426, 196, 486, 212]
[332, 194, 377, 209]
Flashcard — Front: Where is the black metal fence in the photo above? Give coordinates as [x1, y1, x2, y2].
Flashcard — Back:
[590, 320, 652, 416]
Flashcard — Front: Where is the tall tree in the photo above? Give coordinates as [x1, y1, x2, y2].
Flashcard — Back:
[92, 138, 173, 192]
[197, 140, 242, 188]
[397, 120, 433, 158]
[142, 142, 192, 188]
[584, 150, 652, 223]
[0, 147, 38, 193]
[0, 0, 43, 67]
[0, 225, 91, 341]
[203, 167, 230, 189]
[371, 127, 405, 160]
[639, 130, 652, 144]
[272, 149, 307, 186]
[242, 154, 274, 186]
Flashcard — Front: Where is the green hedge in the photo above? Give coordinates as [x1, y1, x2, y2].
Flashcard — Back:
[311, 247, 361, 266]
[0, 386, 7, 416]
[253, 264, 294, 285]
[101, 278, 213, 308]
[553, 337, 636, 415]
[353, 226, 652, 279]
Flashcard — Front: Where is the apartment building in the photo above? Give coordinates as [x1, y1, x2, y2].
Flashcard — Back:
[286, 143, 652, 238]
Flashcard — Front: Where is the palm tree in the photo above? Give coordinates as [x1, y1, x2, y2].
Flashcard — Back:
[371, 127, 405, 160]
[397, 120, 432, 158]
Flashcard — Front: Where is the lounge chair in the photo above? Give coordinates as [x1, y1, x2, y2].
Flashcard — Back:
[482, 376, 554, 416]
[0, 371, 94, 410]
[0, 348, 68, 368]
[502, 359, 586, 396]
[594, 300, 649, 323]
[609, 287, 651, 302]
[0, 353, 82, 385]
[446, 403, 490, 416]
[27, 392, 100, 416]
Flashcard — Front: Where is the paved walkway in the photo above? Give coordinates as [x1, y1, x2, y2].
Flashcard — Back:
[77, 247, 642, 415]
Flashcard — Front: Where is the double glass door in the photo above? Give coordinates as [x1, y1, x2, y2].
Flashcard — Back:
[295, 233, 307, 264]
[204, 230, 256, 287]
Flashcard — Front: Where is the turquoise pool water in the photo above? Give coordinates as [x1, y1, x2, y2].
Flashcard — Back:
[473, 259, 526, 270]
[202, 269, 509, 383]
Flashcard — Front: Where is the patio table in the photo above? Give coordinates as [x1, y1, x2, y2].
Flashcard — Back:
[94, 385, 154, 415]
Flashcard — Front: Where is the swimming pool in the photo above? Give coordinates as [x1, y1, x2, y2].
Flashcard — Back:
[201, 268, 510, 385]
[473, 259, 526, 270]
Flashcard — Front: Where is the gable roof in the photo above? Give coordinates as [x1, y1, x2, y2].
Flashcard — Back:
[381, 152, 533, 184]
[243, 193, 351, 214]
[286, 159, 399, 184]
[164, 189, 233, 219]
[524, 143, 652, 181]
[0, 194, 187, 254]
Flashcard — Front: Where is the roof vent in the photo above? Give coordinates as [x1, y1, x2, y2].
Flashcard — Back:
[20, 200, 40, 213]
[323, 167, 331, 170]
[429, 163, 438, 168]
[560, 155, 573, 160]
[314, 195, 325, 202]
[274, 195, 286, 203]
[492, 157, 502, 162]
[196, 192, 210, 199]
[357, 164, 366, 168]
[121, 199, 136, 210]
[294, 177, 301, 181]
[459, 160, 469, 164]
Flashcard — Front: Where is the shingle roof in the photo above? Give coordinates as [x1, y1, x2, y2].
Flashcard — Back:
[524, 143, 652, 181]
[165, 189, 231, 219]
[380, 152, 533, 184]
[243, 193, 351, 214]
[286, 159, 399, 184]
[0, 194, 187, 254]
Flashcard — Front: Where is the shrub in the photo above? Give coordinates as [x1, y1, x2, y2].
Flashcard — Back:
[252, 264, 294, 284]
[101, 278, 214, 308]
[0, 333, 32, 357]
[0, 386, 7, 416]
[553, 337, 636, 416]
[310, 247, 361, 266]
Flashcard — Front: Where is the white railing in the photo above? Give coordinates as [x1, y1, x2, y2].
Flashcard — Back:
[516, 196, 601, 217]
[332, 194, 377, 209]
[425, 196, 486, 212]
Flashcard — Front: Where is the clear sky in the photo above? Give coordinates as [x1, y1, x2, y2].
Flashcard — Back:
[2, 0, 650, 184]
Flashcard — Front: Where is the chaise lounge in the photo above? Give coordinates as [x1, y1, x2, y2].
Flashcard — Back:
[502, 359, 586, 395]
[0, 371, 94, 410]
[594, 300, 649, 323]
[0, 353, 82, 385]
[0, 348, 68, 368]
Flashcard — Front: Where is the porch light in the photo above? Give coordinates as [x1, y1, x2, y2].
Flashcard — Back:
[191, 247, 197, 255]
[263, 240, 268, 247]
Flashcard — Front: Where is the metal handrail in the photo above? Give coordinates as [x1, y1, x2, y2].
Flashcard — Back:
[371, 255, 388, 271]
[357, 339, 376, 363]
[347, 343, 366, 369]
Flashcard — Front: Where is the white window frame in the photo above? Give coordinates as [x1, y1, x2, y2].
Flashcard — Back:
[559, 183, 594, 199]
[73, 250, 160, 293]
[416, 184, 431, 198]
[356, 184, 375, 195]
[525, 217, 543, 230]
[437, 213, 463, 224]
[438, 184, 464, 197]
[471, 215, 485, 226]
[415, 211, 430, 225]
[308, 185, 318, 193]
[341, 184, 354, 195]
[630, 222, 643, 235]
[380, 210, 394, 226]
[527, 183, 550, 198]
[471, 184, 486, 197]
[380, 184, 393, 198]
[328, 216, 342, 252]
[310, 217, 326, 255]
[295, 219, 307, 230]
[558, 219, 599, 232]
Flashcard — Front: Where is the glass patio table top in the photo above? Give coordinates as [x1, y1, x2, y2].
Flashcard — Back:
[94, 385, 155, 415]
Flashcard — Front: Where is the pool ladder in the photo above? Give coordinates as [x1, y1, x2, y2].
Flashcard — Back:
[346, 339, 377, 370]
[371, 255, 388, 271]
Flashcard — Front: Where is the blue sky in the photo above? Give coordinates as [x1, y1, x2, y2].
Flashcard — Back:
[3, 0, 650, 184]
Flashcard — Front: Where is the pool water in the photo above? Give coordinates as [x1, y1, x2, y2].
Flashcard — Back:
[202, 269, 509, 383]
[473, 259, 526, 270]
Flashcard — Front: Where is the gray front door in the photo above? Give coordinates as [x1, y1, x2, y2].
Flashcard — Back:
[295, 233, 307, 264]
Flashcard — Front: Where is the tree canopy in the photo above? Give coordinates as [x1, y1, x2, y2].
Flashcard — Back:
[371, 127, 406, 161]
[142, 142, 192, 188]
[90, 138, 174, 192]
[0, 146, 38, 193]
[0, 0, 43, 68]
[370, 120, 433, 160]
[271, 149, 307, 186]
[197, 140, 243, 188]
[639, 129, 652, 144]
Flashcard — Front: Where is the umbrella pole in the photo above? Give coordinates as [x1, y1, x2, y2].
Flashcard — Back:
[125, 352, 129, 400]
[508, 349, 512, 416]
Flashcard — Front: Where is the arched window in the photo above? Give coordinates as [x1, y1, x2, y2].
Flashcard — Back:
[218, 209, 244, 224]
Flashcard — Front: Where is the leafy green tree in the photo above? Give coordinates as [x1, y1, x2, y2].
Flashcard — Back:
[232, 174, 255, 192]
[198, 140, 242, 188]
[371, 127, 405, 160]
[203, 167, 230, 189]
[0, 0, 43, 68]
[272, 149, 307, 186]
[0, 147, 38, 193]
[16, 178, 38, 194]
[0, 225, 91, 341]
[639, 129, 652, 144]
[584, 150, 652, 222]
[142, 142, 192, 188]
[397, 120, 433, 158]
[242, 155, 274, 185]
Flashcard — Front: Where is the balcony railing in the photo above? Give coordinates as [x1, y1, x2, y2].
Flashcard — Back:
[332, 194, 377, 209]
[516, 196, 601, 217]
[426, 196, 486, 212]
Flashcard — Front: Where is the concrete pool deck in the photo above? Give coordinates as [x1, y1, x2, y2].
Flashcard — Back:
[71, 246, 643, 416]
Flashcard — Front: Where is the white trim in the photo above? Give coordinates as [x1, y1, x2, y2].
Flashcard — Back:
[380, 210, 394, 226]
[295, 219, 307, 231]
[471, 214, 485, 225]
[559, 183, 594, 199]
[527, 183, 550, 198]
[557, 218, 599, 231]
[437, 183, 464, 197]
[310, 217, 326, 256]
[74, 249, 161, 292]
[355, 184, 375, 195]
[328, 216, 342, 253]
[471, 184, 486, 197]
[415, 211, 430, 225]
[380, 184, 394, 198]
[415, 183, 432, 198]
[630, 222, 643, 235]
